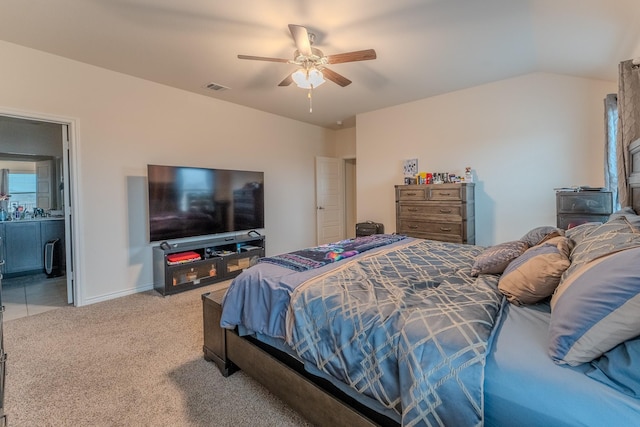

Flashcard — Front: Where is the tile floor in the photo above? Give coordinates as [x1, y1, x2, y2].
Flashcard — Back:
[2, 273, 69, 321]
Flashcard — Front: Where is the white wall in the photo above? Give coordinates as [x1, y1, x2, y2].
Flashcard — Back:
[0, 40, 333, 305]
[331, 127, 356, 159]
[357, 73, 617, 246]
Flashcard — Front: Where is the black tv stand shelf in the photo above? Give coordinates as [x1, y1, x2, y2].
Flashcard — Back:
[152, 234, 265, 296]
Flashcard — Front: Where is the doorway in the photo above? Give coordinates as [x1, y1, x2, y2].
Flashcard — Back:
[0, 114, 75, 319]
[315, 156, 357, 245]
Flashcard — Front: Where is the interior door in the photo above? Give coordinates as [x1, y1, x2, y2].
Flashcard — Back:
[36, 160, 52, 209]
[315, 157, 345, 245]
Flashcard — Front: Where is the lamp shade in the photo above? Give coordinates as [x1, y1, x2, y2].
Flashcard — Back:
[292, 68, 325, 89]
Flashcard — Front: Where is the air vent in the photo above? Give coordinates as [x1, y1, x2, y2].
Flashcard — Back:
[205, 82, 230, 92]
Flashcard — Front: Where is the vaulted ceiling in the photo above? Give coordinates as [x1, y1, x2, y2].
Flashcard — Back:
[0, 0, 638, 129]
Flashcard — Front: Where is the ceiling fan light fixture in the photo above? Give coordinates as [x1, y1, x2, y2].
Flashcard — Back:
[292, 68, 325, 89]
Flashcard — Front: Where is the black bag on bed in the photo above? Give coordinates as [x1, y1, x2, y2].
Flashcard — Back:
[356, 221, 385, 237]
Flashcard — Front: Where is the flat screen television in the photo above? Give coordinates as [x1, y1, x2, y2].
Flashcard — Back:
[147, 164, 264, 242]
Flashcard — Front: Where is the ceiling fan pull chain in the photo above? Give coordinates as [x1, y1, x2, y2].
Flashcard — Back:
[308, 86, 313, 113]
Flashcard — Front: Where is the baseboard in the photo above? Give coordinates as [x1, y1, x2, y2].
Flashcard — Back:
[80, 283, 155, 306]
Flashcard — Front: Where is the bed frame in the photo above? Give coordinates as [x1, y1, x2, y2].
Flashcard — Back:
[202, 140, 640, 427]
[202, 288, 396, 427]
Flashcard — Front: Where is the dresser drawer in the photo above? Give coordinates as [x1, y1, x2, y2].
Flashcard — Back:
[556, 191, 612, 214]
[398, 219, 462, 237]
[557, 214, 609, 230]
[398, 203, 464, 221]
[429, 186, 464, 201]
[397, 187, 429, 201]
[396, 185, 465, 201]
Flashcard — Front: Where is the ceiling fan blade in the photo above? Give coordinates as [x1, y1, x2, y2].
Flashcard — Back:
[322, 68, 352, 87]
[237, 54, 289, 63]
[278, 73, 294, 87]
[288, 24, 312, 57]
[326, 49, 377, 64]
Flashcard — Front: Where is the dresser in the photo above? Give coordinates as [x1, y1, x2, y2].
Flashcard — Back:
[395, 183, 475, 244]
[556, 190, 613, 229]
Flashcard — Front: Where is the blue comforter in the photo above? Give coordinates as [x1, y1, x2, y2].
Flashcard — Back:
[221, 237, 504, 426]
[286, 239, 503, 426]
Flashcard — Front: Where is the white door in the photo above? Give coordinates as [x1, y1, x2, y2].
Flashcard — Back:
[36, 160, 52, 209]
[315, 157, 345, 245]
[61, 125, 74, 304]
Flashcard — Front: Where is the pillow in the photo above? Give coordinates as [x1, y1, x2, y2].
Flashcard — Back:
[586, 335, 640, 398]
[470, 240, 529, 276]
[609, 206, 637, 220]
[519, 226, 563, 247]
[498, 236, 572, 306]
[562, 217, 640, 281]
[548, 246, 640, 366]
[564, 221, 602, 246]
[608, 207, 640, 228]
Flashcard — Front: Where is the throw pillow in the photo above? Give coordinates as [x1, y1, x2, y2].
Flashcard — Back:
[564, 221, 602, 246]
[470, 240, 529, 276]
[498, 236, 572, 306]
[519, 226, 563, 247]
[608, 207, 640, 228]
[548, 246, 640, 366]
[562, 217, 640, 282]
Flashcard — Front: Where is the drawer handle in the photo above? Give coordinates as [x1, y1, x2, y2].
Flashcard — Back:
[407, 208, 419, 212]
[408, 225, 419, 229]
[439, 209, 452, 213]
[405, 192, 417, 196]
[439, 227, 452, 232]
[437, 192, 451, 196]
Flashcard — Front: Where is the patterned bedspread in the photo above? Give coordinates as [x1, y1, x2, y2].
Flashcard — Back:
[286, 239, 504, 427]
[257, 234, 407, 271]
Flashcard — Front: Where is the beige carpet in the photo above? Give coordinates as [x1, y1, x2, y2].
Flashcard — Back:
[3, 282, 310, 426]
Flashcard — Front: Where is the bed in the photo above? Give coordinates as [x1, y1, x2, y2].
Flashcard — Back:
[203, 140, 640, 426]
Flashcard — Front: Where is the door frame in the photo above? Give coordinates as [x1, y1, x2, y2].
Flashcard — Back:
[0, 107, 81, 306]
[315, 156, 357, 244]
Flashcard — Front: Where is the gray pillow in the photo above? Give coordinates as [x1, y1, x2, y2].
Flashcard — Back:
[470, 240, 529, 276]
[520, 226, 563, 247]
[564, 222, 602, 246]
[608, 207, 640, 229]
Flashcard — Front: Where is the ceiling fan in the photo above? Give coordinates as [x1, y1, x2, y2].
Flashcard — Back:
[238, 24, 377, 88]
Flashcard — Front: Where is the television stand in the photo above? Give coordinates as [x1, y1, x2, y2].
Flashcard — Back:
[152, 235, 265, 296]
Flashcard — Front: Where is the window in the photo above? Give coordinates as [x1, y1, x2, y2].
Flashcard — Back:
[8, 171, 37, 211]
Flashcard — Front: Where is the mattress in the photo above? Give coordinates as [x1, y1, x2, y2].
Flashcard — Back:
[484, 301, 640, 426]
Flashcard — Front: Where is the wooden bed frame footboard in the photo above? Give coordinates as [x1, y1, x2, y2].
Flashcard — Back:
[202, 291, 398, 427]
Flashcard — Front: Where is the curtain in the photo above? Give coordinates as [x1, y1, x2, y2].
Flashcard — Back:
[604, 94, 620, 210]
[616, 59, 640, 207]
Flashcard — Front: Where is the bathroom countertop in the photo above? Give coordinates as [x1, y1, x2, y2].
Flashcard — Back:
[1, 217, 64, 223]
